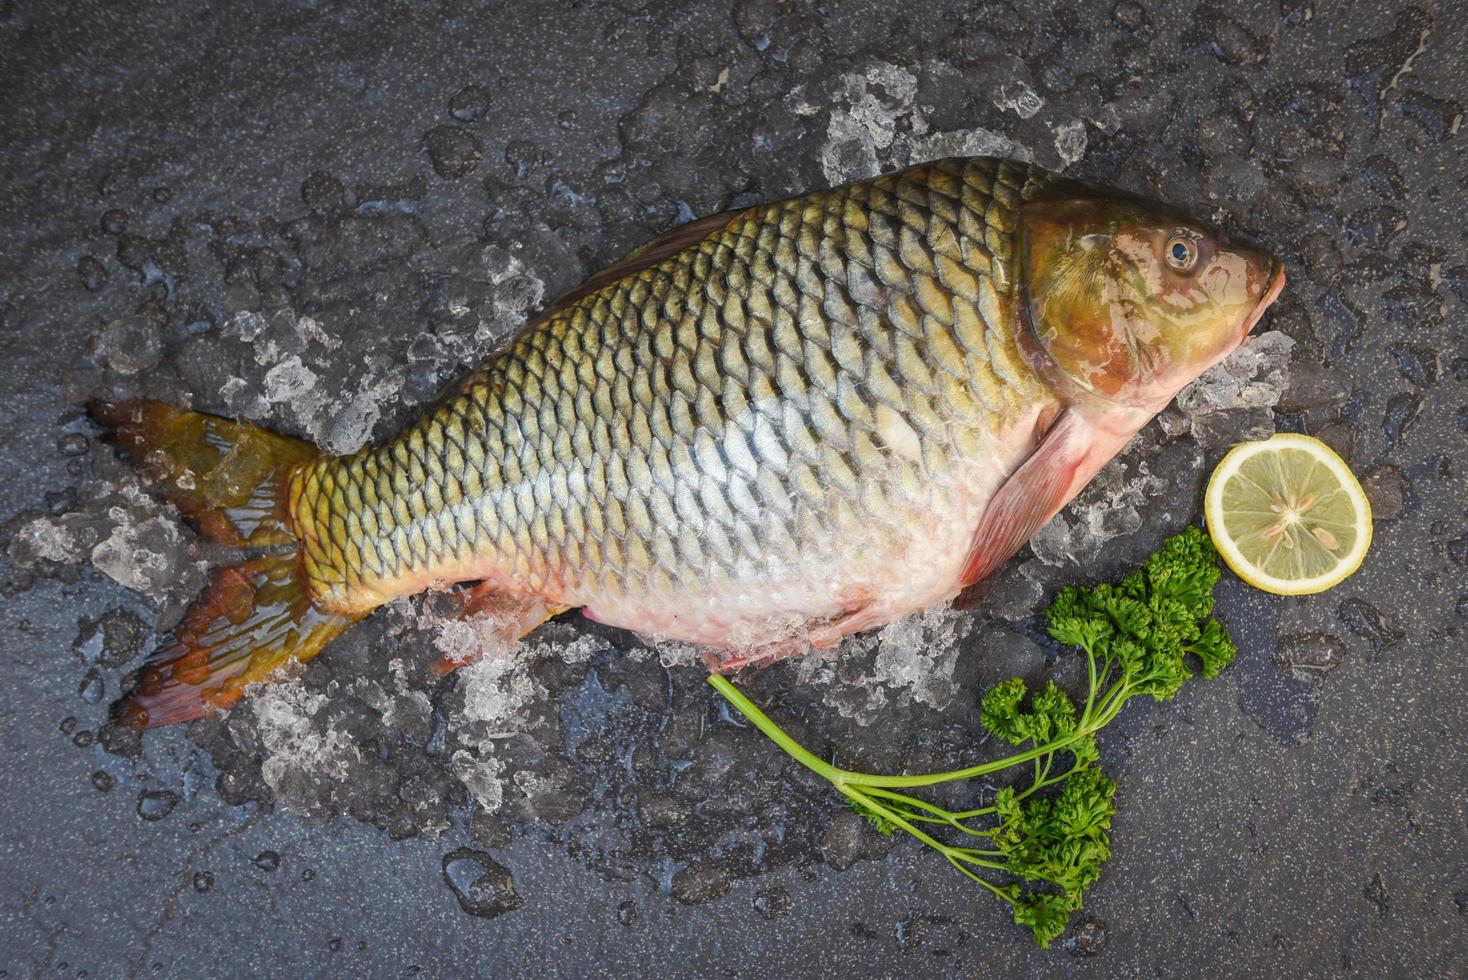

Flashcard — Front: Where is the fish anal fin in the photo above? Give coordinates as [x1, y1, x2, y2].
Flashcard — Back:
[703, 589, 881, 673]
[432, 584, 569, 675]
[959, 409, 1096, 589]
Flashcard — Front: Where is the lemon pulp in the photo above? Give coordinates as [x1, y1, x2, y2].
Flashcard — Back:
[1204, 433, 1372, 595]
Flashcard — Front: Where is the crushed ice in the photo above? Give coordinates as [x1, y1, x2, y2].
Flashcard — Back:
[425, 606, 597, 812]
[248, 678, 365, 812]
[13, 517, 82, 564]
[816, 61, 1032, 186]
[1027, 455, 1176, 568]
[1177, 330, 1296, 416]
[799, 605, 974, 724]
[90, 515, 184, 594]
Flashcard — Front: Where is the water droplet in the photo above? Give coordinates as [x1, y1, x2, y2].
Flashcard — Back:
[504, 139, 540, 179]
[192, 872, 214, 893]
[753, 886, 793, 920]
[423, 126, 483, 179]
[57, 432, 89, 456]
[1380, 392, 1421, 447]
[91, 770, 115, 793]
[615, 900, 638, 926]
[442, 848, 523, 918]
[77, 256, 107, 292]
[1112, 1, 1150, 33]
[1362, 467, 1406, 521]
[1337, 599, 1403, 655]
[448, 84, 491, 122]
[671, 861, 730, 905]
[92, 315, 163, 376]
[100, 209, 128, 235]
[301, 171, 347, 214]
[137, 789, 179, 821]
[253, 851, 280, 872]
[1363, 873, 1389, 915]
[1273, 633, 1347, 674]
[1067, 916, 1109, 956]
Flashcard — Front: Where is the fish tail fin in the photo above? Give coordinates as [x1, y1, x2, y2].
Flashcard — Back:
[89, 400, 365, 728]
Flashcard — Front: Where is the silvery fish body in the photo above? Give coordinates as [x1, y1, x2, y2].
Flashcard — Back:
[295, 158, 1062, 657]
[97, 156, 1283, 725]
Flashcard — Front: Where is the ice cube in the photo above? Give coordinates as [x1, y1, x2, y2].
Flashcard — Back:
[10, 517, 82, 564]
[92, 315, 162, 376]
[249, 677, 364, 809]
[226, 310, 269, 341]
[1177, 330, 1295, 416]
[90, 515, 187, 596]
[993, 80, 1044, 119]
[1051, 119, 1088, 165]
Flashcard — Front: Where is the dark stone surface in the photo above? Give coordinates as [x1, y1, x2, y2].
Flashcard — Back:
[1, 0, 1464, 976]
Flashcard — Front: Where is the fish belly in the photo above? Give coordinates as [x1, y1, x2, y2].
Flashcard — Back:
[576, 442, 1018, 652]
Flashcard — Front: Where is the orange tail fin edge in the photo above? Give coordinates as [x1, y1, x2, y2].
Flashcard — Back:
[89, 400, 364, 728]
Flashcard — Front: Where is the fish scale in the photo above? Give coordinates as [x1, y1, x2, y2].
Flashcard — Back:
[289, 158, 1057, 642]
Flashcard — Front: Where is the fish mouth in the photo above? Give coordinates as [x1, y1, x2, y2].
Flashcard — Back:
[1241, 260, 1286, 339]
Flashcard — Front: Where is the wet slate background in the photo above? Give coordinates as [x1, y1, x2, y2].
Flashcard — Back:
[2, 0, 1465, 976]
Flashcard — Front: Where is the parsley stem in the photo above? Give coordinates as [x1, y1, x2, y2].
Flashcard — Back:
[708, 674, 1106, 790]
[839, 785, 1008, 873]
[859, 787, 994, 837]
[706, 674, 843, 783]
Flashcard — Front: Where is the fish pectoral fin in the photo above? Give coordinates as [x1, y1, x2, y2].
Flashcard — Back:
[958, 409, 1093, 589]
[432, 585, 569, 675]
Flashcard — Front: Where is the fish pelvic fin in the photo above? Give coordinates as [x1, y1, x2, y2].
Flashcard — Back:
[431, 586, 569, 676]
[89, 400, 366, 728]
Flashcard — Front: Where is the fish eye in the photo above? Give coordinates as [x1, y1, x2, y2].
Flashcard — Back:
[1165, 235, 1198, 271]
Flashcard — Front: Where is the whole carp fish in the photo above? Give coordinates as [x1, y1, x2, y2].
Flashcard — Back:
[94, 156, 1284, 727]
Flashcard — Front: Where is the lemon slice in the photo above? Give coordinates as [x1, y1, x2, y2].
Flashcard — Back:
[1204, 433, 1372, 595]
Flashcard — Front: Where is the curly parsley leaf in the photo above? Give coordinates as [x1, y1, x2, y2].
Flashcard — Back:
[709, 527, 1237, 949]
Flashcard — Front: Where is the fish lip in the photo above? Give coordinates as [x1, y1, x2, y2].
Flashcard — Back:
[1241, 260, 1286, 338]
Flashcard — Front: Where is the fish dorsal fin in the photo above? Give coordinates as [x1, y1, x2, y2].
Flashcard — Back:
[541, 207, 745, 314]
[441, 207, 749, 401]
[958, 409, 1099, 589]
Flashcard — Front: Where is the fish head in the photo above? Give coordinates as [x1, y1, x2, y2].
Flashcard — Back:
[1018, 191, 1285, 411]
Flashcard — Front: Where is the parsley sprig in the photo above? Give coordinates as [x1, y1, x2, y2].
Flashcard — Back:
[708, 527, 1237, 947]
